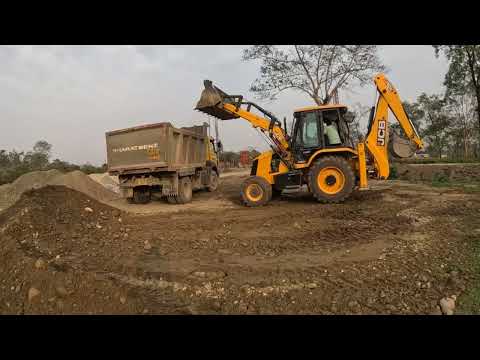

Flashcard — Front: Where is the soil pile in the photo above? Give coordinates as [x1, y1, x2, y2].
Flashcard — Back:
[0, 170, 119, 212]
[395, 163, 480, 182]
[88, 173, 120, 194]
[0, 186, 145, 314]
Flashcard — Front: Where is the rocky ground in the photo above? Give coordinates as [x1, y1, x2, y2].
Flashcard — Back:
[0, 171, 479, 314]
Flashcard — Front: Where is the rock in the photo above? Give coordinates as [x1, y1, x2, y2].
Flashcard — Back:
[55, 286, 69, 298]
[35, 258, 46, 269]
[84, 207, 93, 213]
[450, 270, 459, 278]
[218, 249, 232, 255]
[348, 300, 359, 308]
[28, 287, 41, 302]
[293, 222, 301, 229]
[112, 210, 121, 218]
[306, 283, 317, 289]
[439, 296, 456, 315]
[144, 241, 152, 250]
[15, 285, 21, 293]
[193, 271, 206, 278]
[120, 296, 126, 304]
[378, 254, 386, 260]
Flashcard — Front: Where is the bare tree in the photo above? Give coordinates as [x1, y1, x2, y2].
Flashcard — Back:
[243, 45, 386, 105]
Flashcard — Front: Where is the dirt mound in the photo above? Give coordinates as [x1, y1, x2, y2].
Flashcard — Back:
[0, 186, 145, 314]
[0, 170, 119, 212]
[88, 173, 120, 194]
[395, 163, 480, 182]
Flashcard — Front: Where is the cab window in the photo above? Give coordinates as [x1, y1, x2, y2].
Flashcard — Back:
[300, 112, 320, 147]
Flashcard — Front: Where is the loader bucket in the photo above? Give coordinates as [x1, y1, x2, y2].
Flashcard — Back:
[195, 80, 239, 120]
[389, 131, 417, 158]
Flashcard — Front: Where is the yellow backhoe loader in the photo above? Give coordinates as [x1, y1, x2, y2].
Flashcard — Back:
[195, 74, 424, 207]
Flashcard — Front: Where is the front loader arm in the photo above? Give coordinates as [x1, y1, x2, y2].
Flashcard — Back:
[195, 80, 291, 162]
[364, 74, 424, 179]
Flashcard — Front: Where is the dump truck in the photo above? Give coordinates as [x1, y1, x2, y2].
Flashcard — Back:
[106, 122, 220, 204]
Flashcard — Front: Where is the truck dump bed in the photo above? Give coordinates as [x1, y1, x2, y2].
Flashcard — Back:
[106, 122, 209, 175]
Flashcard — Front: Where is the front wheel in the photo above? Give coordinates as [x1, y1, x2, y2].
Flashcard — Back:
[240, 176, 272, 207]
[308, 156, 355, 203]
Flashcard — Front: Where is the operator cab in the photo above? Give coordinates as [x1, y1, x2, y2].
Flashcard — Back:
[290, 104, 353, 163]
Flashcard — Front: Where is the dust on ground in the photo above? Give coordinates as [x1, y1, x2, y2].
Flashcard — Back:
[1, 169, 479, 315]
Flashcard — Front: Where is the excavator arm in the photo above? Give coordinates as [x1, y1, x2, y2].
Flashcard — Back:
[363, 74, 424, 180]
[195, 80, 291, 163]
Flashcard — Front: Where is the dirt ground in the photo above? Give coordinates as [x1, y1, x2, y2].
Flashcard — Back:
[1, 170, 479, 315]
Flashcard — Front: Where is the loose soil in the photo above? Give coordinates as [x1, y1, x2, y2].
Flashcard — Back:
[0, 171, 479, 314]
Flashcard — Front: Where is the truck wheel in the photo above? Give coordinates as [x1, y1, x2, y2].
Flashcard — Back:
[176, 176, 193, 204]
[308, 156, 355, 203]
[133, 187, 151, 204]
[240, 176, 272, 207]
[207, 171, 219, 192]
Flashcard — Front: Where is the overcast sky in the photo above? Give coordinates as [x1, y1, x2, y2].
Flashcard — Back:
[0, 45, 449, 165]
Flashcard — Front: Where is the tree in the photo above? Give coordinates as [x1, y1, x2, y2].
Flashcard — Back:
[33, 140, 52, 157]
[417, 94, 451, 158]
[25, 140, 52, 170]
[434, 45, 480, 141]
[243, 45, 386, 105]
[445, 93, 478, 159]
[349, 102, 371, 143]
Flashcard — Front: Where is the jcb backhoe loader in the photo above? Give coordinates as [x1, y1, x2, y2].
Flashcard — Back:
[195, 74, 424, 207]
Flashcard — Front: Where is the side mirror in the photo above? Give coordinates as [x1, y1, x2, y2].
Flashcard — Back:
[343, 111, 356, 124]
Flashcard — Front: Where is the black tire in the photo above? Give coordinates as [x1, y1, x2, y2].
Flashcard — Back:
[308, 156, 355, 203]
[133, 186, 151, 204]
[240, 176, 272, 207]
[176, 176, 193, 204]
[207, 171, 219, 192]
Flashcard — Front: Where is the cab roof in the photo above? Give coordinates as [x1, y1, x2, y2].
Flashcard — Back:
[294, 104, 348, 113]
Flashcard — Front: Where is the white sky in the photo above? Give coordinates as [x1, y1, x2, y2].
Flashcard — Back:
[0, 45, 449, 165]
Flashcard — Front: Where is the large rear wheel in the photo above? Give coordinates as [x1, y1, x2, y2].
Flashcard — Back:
[308, 156, 355, 203]
[240, 176, 272, 207]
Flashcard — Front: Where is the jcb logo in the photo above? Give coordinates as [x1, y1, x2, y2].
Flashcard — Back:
[377, 120, 386, 146]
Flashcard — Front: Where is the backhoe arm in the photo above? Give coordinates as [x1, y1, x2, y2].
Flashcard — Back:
[364, 74, 424, 179]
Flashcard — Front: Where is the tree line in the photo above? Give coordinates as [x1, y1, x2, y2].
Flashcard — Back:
[0, 140, 106, 185]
